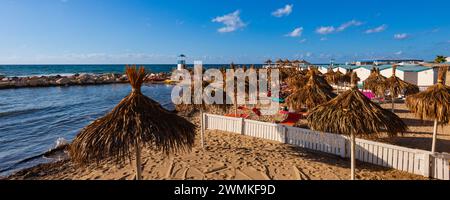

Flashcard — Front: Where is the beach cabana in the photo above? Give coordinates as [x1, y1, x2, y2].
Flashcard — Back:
[307, 72, 406, 180]
[70, 66, 196, 180]
[406, 66, 450, 153]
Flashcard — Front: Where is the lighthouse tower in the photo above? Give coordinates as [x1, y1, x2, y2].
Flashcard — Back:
[177, 54, 186, 70]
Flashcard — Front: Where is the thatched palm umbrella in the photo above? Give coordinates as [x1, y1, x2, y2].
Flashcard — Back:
[286, 70, 336, 110]
[307, 72, 407, 180]
[70, 66, 196, 180]
[305, 69, 333, 92]
[323, 68, 342, 91]
[284, 59, 291, 67]
[386, 65, 420, 112]
[275, 59, 283, 67]
[406, 66, 450, 153]
[324, 67, 337, 83]
[286, 74, 308, 91]
[265, 59, 272, 67]
[363, 67, 388, 98]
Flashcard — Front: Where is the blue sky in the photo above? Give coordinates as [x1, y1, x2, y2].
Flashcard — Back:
[0, 0, 449, 64]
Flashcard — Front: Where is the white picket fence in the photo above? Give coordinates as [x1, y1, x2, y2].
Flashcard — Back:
[203, 113, 450, 180]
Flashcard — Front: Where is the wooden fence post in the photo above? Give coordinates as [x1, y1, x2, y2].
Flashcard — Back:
[284, 126, 288, 144]
[241, 117, 245, 135]
[422, 152, 431, 178]
[201, 112, 205, 148]
[340, 136, 347, 158]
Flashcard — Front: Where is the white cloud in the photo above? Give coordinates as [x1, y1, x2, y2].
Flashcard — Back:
[316, 26, 335, 35]
[285, 27, 303, 37]
[394, 51, 403, 55]
[365, 24, 387, 34]
[212, 10, 246, 33]
[299, 39, 307, 43]
[315, 20, 362, 35]
[337, 20, 363, 32]
[272, 4, 293, 17]
[320, 37, 328, 41]
[394, 33, 409, 40]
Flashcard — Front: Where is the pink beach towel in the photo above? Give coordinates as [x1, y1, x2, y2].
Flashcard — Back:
[361, 91, 376, 100]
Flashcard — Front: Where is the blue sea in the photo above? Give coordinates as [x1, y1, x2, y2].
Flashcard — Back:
[0, 64, 267, 176]
[0, 64, 263, 77]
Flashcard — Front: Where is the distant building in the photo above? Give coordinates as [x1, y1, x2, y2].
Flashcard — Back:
[446, 57, 450, 62]
[379, 65, 438, 87]
[352, 59, 424, 66]
[177, 54, 186, 70]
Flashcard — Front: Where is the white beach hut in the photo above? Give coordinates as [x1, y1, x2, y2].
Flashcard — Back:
[380, 65, 438, 88]
[316, 65, 329, 74]
[352, 66, 371, 83]
[398, 65, 438, 87]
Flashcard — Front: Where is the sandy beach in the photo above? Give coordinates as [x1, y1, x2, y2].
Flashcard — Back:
[6, 109, 435, 180]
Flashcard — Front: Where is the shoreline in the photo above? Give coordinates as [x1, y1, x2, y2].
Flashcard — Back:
[0, 72, 173, 90]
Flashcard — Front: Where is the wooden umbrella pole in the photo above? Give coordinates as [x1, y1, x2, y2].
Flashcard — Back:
[200, 108, 205, 148]
[432, 119, 438, 153]
[391, 93, 395, 112]
[135, 140, 142, 180]
[350, 133, 356, 180]
[234, 93, 238, 116]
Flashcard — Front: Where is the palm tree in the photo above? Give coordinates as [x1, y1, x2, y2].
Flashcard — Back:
[435, 55, 447, 64]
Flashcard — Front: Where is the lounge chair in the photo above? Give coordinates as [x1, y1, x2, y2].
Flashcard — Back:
[279, 112, 302, 126]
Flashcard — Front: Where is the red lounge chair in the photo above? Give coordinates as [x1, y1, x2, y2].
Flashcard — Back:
[252, 108, 261, 116]
[224, 113, 250, 119]
[279, 112, 302, 126]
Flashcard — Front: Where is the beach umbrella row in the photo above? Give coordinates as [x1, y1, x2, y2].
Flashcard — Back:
[406, 66, 450, 153]
[307, 72, 407, 180]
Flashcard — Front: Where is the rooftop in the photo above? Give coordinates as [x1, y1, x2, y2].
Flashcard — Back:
[396, 65, 433, 72]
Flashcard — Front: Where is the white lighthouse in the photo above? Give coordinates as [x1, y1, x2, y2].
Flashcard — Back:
[177, 54, 186, 70]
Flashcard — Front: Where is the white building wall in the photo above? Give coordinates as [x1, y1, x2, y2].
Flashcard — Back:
[396, 70, 405, 80]
[380, 68, 394, 78]
[337, 67, 348, 73]
[403, 71, 418, 85]
[417, 69, 437, 87]
[354, 68, 371, 83]
[318, 67, 328, 74]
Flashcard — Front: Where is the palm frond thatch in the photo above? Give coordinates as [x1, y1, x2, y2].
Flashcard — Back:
[307, 72, 407, 136]
[307, 72, 406, 180]
[406, 66, 450, 123]
[386, 66, 419, 96]
[70, 65, 196, 164]
[363, 67, 388, 97]
[287, 71, 337, 110]
[286, 74, 307, 90]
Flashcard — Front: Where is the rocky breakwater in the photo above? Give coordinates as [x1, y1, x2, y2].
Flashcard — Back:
[0, 73, 129, 89]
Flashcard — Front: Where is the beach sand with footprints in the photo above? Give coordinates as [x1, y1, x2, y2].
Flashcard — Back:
[7, 110, 432, 180]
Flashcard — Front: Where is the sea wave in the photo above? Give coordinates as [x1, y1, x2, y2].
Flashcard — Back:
[0, 137, 69, 174]
[0, 107, 48, 118]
